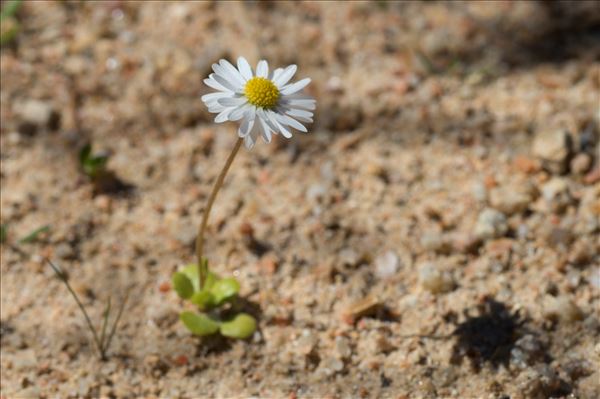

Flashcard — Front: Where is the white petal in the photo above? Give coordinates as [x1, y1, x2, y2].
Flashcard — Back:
[208, 104, 226, 113]
[283, 93, 315, 100]
[201, 91, 233, 103]
[245, 123, 260, 149]
[275, 113, 307, 132]
[244, 135, 254, 149]
[285, 108, 313, 123]
[211, 63, 235, 83]
[220, 59, 246, 85]
[230, 104, 251, 121]
[206, 100, 227, 113]
[270, 67, 283, 81]
[238, 116, 255, 137]
[268, 111, 292, 138]
[280, 78, 311, 95]
[204, 75, 231, 92]
[277, 122, 293, 138]
[217, 97, 247, 107]
[256, 60, 268, 78]
[237, 57, 253, 80]
[259, 108, 278, 131]
[212, 62, 236, 83]
[215, 107, 234, 123]
[212, 73, 240, 92]
[282, 98, 316, 110]
[257, 113, 272, 143]
[273, 65, 297, 87]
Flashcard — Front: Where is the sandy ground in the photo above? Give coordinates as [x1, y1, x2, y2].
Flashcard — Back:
[1, 1, 599, 398]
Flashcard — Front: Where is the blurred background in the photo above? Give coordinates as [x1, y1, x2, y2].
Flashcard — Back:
[1, 1, 599, 398]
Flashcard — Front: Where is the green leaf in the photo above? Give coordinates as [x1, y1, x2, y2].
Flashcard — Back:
[190, 290, 216, 310]
[181, 263, 219, 292]
[79, 143, 92, 164]
[83, 156, 108, 179]
[79, 143, 109, 179]
[219, 313, 256, 339]
[172, 272, 194, 299]
[210, 278, 240, 305]
[0, 17, 18, 45]
[18, 225, 50, 244]
[0, 0, 22, 20]
[0, 224, 7, 243]
[180, 311, 219, 336]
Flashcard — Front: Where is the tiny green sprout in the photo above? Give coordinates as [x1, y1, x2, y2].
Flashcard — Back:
[79, 143, 109, 180]
[0, 0, 22, 46]
[0, 224, 7, 243]
[0, 0, 21, 20]
[18, 224, 50, 244]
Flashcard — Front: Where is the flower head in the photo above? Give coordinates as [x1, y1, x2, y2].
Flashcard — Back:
[201, 57, 316, 149]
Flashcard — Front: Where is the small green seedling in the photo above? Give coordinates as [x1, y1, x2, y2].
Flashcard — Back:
[79, 143, 130, 194]
[172, 260, 256, 339]
[79, 143, 109, 180]
[47, 259, 129, 360]
[18, 224, 50, 244]
[0, 224, 7, 243]
[0, 0, 22, 46]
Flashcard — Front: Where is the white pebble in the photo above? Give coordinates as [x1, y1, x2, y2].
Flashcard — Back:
[374, 250, 399, 278]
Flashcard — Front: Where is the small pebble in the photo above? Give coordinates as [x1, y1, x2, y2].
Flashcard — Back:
[342, 295, 381, 324]
[55, 243, 75, 260]
[583, 167, 600, 184]
[541, 178, 572, 213]
[568, 239, 594, 266]
[334, 336, 352, 359]
[319, 357, 344, 375]
[471, 181, 487, 202]
[306, 183, 327, 201]
[513, 156, 541, 174]
[563, 359, 593, 381]
[295, 330, 317, 356]
[374, 250, 399, 278]
[420, 232, 450, 254]
[589, 268, 600, 290]
[511, 334, 545, 368]
[544, 227, 573, 249]
[489, 184, 534, 215]
[16, 99, 59, 132]
[532, 129, 572, 174]
[542, 296, 584, 323]
[474, 208, 508, 240]
[570, 153, 592, 175]
[94, 195, 112, 211]
[339, 247, 360, 267]
[419, 263, 454, 294]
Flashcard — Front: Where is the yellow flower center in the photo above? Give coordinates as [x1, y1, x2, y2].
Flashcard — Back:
[244, 77, 279, 109]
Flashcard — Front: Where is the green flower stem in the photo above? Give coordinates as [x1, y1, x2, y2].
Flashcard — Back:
[195, 137, 243, 290]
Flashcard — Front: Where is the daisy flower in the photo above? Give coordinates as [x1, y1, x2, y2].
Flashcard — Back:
[201, 57, 316, 149]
